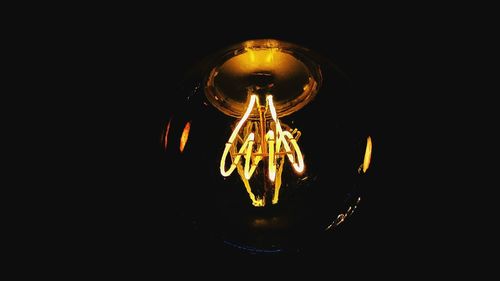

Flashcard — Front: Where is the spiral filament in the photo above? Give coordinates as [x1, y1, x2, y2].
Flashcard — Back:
[220, 94, 304, 207]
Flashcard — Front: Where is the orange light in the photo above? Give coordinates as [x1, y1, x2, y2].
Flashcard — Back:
[163, 118, 172, 150]
[362, 136, 372, 173]
[180, 121, 191, 153]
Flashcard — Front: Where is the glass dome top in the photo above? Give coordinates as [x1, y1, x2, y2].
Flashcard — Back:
[205, 39, 322, 119]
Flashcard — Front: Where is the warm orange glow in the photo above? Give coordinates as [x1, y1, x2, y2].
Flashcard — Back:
[362, 136, 372, 173]
[220, 94, 305, 206]
[205, 40, 321, 119]
[163, 118, 171, 150]
[179, 121, 191, 153]
[266, 47, 278, 63]
[241, 47, 285, 68]
[245, 47, 256, 62]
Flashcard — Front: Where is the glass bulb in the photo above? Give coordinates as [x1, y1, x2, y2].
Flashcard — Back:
[162, 39, 373, 253]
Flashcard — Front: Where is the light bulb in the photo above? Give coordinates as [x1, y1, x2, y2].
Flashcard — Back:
[162, 39, 373, 253]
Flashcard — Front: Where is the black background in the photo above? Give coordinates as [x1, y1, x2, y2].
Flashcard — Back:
[54, 8, 475, 273]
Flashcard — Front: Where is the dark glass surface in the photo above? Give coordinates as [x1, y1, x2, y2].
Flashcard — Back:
[56, 8, 462, 273]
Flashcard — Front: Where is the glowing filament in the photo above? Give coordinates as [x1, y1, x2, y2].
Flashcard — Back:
[220, 94, 305, 206]
[220, 95, 257, 176]
[267, 95, 304, 173]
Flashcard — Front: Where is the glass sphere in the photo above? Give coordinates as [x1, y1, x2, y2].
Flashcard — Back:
[161, 39, 373, 253]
